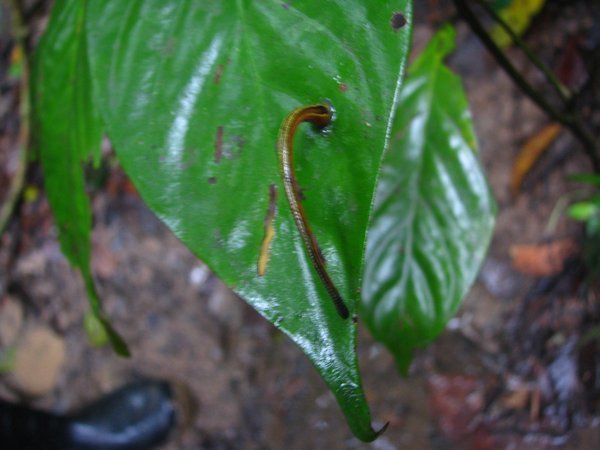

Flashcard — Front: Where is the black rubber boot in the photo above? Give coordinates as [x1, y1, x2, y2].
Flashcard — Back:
[0, 379, 177, 450]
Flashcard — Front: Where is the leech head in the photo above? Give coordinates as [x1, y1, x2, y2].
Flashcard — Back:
[321, 98, 336, 123]
[316, 99, 335, 135]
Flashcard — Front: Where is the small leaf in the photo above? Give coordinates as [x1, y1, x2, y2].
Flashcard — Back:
[33, 0, 128, 356]
[511, 122, 562, 197]
[361, 25, 496, 373]
[491, 0, 547, 48]
[509, 240, 578, 277]
[98, 315, 130, 357]
[568, 202, 598, 222]
[555, 37, 588, 91]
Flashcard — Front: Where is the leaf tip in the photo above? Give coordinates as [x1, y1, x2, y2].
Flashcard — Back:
[359, 420, 390, 442]
[375, 420, 390, 438]
[98, 315, 131, 357]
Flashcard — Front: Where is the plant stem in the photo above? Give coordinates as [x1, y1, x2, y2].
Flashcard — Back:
[452, 0, 600, 171]
[475, 0, 571, 103]
[0, 0, 31, 236]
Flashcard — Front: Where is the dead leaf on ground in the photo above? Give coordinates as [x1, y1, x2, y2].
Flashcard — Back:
[511, 122, 562, 198]
[510, 239, 579, 276]
[555, 36, 587, 90]
[427, 374, 484, 441]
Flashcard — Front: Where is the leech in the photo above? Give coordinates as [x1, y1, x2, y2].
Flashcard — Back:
[277, 103, 350, 319]
[257, 184, 278, 276]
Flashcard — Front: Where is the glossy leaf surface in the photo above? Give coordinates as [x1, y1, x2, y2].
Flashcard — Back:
[361, 26, 496, 373]
[85, 1, 412, 440]
[33, 0, 129, 356]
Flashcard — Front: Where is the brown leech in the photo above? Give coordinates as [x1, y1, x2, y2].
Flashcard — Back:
[277, 103, 350, 319]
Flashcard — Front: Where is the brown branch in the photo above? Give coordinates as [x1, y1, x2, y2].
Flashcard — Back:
[452, 0, 600, 171]
[474, 0, 571, 103]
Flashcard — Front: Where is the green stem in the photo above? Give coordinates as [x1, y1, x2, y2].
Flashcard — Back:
[452, 0, 600, 171]
[0, 0, 31, 236]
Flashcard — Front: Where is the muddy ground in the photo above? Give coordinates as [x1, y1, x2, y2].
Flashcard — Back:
[1, 1, 599, 449]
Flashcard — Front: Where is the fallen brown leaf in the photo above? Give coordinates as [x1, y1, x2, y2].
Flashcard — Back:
[511, 122, 562, 198]
[510, 239, 579, 277]
[428, 374, 484, 441]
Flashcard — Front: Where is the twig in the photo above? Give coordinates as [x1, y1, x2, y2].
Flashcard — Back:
[0, 0, 31, 236]
[452, 0, 600, 171]
[475, 0, 571, 103]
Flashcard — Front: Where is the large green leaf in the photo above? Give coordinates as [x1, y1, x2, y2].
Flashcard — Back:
[361, 25, 496, 373]
[85, 1, 412, 441]
[33, 0, 129, 356]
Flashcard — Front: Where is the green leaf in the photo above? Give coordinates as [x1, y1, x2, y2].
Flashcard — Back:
[85, 1, 412, 441]
[567, 202, 598, 222]
[567, 173, 600, 186]
[33, 0, 129, 356]
[361, 25, 496, 373]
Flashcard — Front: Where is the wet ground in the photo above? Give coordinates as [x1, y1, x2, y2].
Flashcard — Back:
[1, 1, 599, 449]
